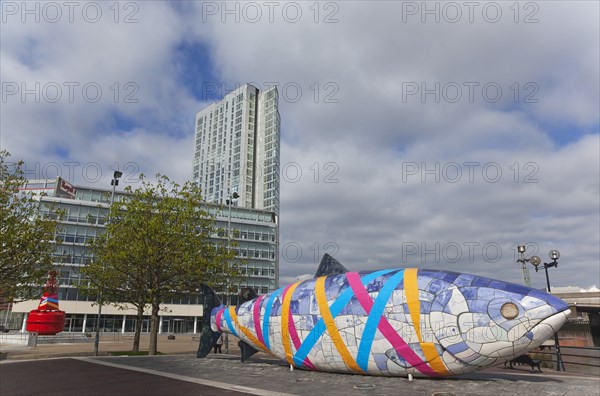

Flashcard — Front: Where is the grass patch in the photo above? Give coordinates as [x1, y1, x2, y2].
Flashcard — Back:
[109, 351, 165, 356]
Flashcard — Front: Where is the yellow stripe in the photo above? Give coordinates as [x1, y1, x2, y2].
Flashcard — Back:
[405, 268, 422, 341]
[422, 342, 449, 374]
[404, 268, 449, 376]
[229, 307, 267, 352]
[315, 276, 364, 374]
[281, 282, 300, 365]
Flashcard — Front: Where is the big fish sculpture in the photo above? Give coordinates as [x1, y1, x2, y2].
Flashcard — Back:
[197, 255, 570, 377]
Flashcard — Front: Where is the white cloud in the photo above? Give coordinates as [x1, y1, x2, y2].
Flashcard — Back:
[1, 2, 201, 183]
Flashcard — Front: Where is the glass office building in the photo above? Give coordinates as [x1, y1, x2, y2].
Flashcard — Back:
[11, 177, 277, 334]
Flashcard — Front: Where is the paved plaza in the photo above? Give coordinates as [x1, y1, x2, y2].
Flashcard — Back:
[1, 334, 599, 396]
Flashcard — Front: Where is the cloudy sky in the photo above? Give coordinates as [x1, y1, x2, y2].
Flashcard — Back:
[1, 1, 598, 289]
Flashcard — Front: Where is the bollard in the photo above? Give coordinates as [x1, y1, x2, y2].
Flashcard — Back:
[27, 332, 38, 347]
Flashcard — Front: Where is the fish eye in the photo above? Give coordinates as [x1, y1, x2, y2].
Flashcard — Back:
[500, 302, 519, 320]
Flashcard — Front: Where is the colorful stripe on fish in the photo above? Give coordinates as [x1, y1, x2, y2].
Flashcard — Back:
[199, 259, 570, 378]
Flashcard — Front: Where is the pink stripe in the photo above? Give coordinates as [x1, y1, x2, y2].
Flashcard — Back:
[253, 295, 265, 345]
[284, 284, 317, 370]
[346, 272, 440, 377]
[215, 308, 224, 332]
[287, 304, 317, 370]
[281, 284, 292, 298]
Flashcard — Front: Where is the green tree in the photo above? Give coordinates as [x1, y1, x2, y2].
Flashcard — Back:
[78, 255, 150, 352]
[0, 150, 62, 303]
[82, 174, 239, 355]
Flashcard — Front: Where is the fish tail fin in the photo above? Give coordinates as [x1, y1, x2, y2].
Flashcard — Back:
[197, 283, 222, 358]
[239, 340, 260, 362]
[237, 287, 260, 362]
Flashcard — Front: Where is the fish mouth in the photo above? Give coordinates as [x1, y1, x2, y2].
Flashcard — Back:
[448, 308, 572, 366]
[527, 308, 571, 347]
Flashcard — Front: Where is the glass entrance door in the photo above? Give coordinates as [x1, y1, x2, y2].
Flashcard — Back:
[173, 319, 184, 333]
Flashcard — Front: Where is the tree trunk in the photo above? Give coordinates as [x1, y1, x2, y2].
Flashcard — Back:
[132, 304, 144, 352]
[148, 297, 160, 355]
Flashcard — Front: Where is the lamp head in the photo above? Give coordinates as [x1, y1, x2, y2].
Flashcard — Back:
[530, 255, 541, 268]
[517, 245, 526, 253]
[232, 192, 240, 199]
[549, 249, 560, 260]
[113, 171, 123, 179]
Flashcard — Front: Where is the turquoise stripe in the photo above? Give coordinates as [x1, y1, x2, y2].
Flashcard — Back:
[356, 269, 405, 372]
[262, 286, 284, 350]
[223, 307, 239, 338]
[293, 269, 393, 366]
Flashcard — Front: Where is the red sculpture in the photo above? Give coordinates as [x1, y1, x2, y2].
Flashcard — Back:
[26, 270, 65, 335]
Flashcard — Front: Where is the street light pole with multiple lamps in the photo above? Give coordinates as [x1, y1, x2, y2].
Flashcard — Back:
[516, 244, 566, 371]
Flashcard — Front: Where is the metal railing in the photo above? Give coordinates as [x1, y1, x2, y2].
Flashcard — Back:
[531, 346, 600, 375]
[35, 332, 95, 344]
[0, 332, 30, 344]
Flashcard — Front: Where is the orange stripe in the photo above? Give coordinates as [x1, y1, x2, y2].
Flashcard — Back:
[422, 343, 449, 374]
[281, 282, 300, 364]
[315, 276, 364, 374]
[229, 306, 267, 352]
[404, 268, 449, 375]
[405, 268, 422, 341]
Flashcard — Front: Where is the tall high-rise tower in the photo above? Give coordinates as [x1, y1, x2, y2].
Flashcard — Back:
[192, 84, 280, 214]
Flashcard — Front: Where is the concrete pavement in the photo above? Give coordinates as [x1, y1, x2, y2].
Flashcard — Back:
[1, 358, 257, 396]
[0, 333, 241, 360]
[1, 334, 599, 395]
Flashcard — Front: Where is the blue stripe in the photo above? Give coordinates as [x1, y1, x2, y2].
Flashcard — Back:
[262, 287, 284, 350]
[356, 269, 405, 372]
[223, 308, 239, 338]
[293, 269, 393, 366]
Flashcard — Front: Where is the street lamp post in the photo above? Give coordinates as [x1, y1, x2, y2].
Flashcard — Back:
[93, 171, 122, 356]
[531, 248, 566, 372]
[224, 190, 239, 354]
[517, 245, 566, 372]
[516, 244, 541, 287]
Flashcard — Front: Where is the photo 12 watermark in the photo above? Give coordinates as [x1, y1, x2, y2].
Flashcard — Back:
[1, 81, 140, 104]
[200, 159, 341, 186]
[281, 241, 340, 263]
[201, 81, 340, 104]
[249, 161, 341, 185]
[10, 161, 141, 185]
[401, 162, 539, 184]
[401, 241, 540, 264]
[401, 1, 540, 24]
[1, 1, 140, 24]
[200, 1, 340, 24]
[401, 82, 539, 104]
[390, 319, 529, 345]
[281, 161, 340, 184]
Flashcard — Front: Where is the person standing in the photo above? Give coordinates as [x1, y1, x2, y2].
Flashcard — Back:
[213, 333, 223, 353]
